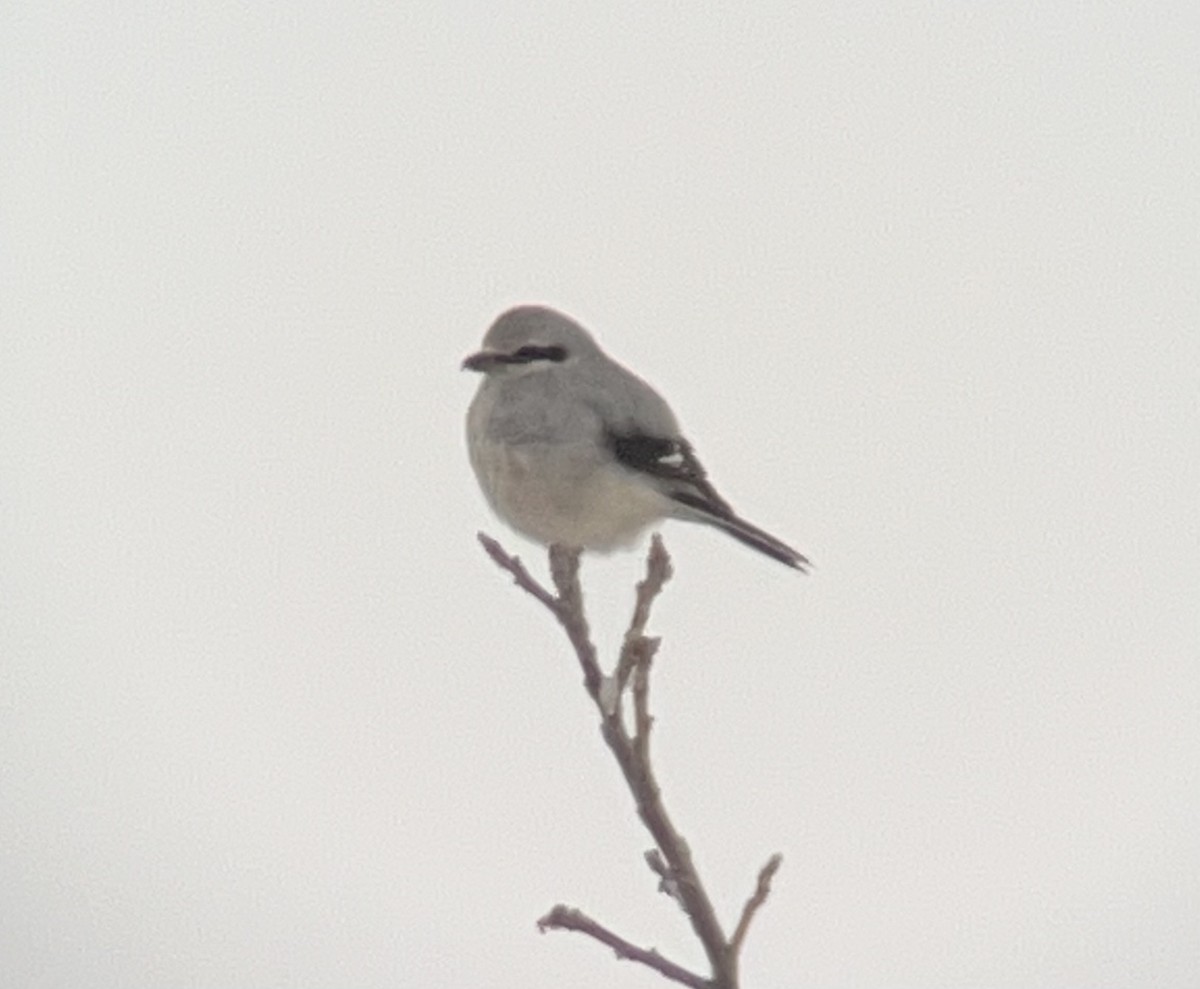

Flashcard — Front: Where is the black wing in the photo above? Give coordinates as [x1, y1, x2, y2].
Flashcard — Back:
[604, 427, 810, 571]
[604, 429, 733, 516]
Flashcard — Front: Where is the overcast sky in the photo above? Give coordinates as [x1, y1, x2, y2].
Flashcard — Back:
[3, 4, 1198, 988]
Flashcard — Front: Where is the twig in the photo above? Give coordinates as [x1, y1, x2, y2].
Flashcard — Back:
[538, 905, 708, 989]
[631, 636, 656, 764]
[645, 849, 685, 908]
[546, 544, 602, 699]
[616, 535, 673, 692]
[478, 532, 783, 989]
[476, 533, 601, 697]
[476, 532, 559, 611]
[730, 853, 783, 957]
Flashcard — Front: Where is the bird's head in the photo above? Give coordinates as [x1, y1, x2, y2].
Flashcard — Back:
[462, 305, 600, 377]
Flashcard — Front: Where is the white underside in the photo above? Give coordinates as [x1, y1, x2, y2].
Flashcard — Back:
[468, 437, 669, 550]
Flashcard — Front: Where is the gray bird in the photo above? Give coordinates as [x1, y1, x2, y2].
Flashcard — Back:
[463, 305, 809, 571]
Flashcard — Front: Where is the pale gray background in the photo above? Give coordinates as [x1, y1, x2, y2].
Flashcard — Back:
[3, 4, 1198, 988]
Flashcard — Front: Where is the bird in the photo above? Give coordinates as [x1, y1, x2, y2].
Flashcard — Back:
[462, 305, 809, 571]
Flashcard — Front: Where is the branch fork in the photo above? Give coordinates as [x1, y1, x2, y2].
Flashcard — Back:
[478, 532, 782, 989]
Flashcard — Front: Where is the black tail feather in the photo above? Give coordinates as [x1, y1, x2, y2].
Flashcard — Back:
[710, 513, 810, 571]
[671, 492, 809, 571]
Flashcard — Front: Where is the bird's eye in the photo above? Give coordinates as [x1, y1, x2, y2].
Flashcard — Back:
[511, 345, 567, 363]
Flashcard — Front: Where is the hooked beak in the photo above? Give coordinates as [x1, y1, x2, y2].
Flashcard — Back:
[461, 350, 500, 373]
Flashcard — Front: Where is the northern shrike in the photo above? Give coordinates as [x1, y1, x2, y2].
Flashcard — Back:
[463, 305, 809, 571]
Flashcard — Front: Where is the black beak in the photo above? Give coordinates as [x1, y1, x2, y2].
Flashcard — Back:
[461, 350, 500, 372]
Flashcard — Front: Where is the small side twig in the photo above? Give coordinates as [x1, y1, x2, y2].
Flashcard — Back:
[538, 905, 708, 989]
[477, 532, 601, 697]
[615, 536, 673, 692]
[477, 532, 559, 611]
[730, 853, 783, 957]
[645, 849, 685, 907]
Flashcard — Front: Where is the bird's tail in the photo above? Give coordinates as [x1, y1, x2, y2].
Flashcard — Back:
[672, 492, 809, 571]
[708, 512, 810, 571]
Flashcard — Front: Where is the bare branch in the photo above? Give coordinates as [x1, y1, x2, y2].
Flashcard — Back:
[537, 905, 708, 989]
[546, 544, 602, 698]
[730, 853, 783, 957]
[583, 539, 735, 985]
[479, 531, 783, 989]
[629, 534, 673, 634]
[477, 533, 602, 698]
[476, 532, 559, 612]
[631, 636, 656, 763]
[616, 534, 673, 691]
